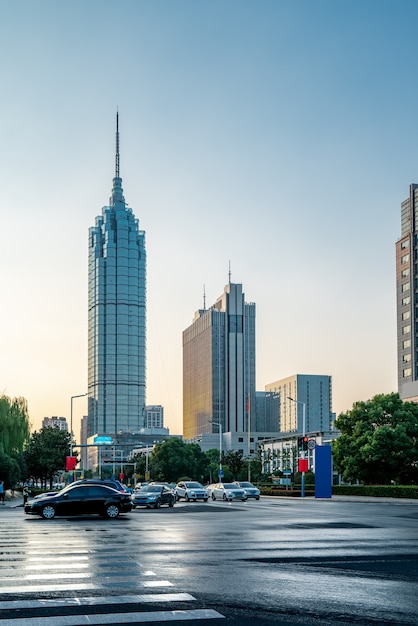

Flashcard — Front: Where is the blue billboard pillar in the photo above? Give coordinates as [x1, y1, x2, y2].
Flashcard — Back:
[315, 445, 332, 499]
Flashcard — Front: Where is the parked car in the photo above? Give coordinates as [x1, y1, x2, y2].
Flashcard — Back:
[233, 481, 260, 500]
[131, 484, 175, 509]
[24, 484, 132, 519]
[208, 483, 247, 502]
[175, 481, 209, 501]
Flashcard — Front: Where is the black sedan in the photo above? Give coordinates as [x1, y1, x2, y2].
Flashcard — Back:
[131, 484, 175, 508]
[24, 484, 132, 519]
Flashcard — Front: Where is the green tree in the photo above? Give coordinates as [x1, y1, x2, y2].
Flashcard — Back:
[148, 438, 209, 483]
[333, 392, 418, 485]
[0, 395, 31, 487]
[222, 450, 245, 480]
[25, 427, 73, 489]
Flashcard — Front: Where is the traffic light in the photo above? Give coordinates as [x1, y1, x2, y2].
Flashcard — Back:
[297, 436, 303, 451]
[302, 436, 309, 451]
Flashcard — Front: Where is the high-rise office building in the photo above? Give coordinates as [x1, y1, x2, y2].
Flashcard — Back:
[396, 184, 418, 401]
[87, 115, 146, 436]
[265, 374, 334, 435]
[183, 281, 256, 441]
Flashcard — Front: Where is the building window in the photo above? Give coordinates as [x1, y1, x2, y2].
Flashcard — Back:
[402, 296, 411, 306]
[401, 254, 410, 264]
[401, 240, 409, 249]
[238, 437, 243, 442]
[402, 283, 410, 292]
[403, 354, 411, 362]
[402, 268, 410, 278]
[403, 368, 412, 377]
[403, 311, 411, 320]
[403, 339, 411, 349]
[403, 325, 411, 335]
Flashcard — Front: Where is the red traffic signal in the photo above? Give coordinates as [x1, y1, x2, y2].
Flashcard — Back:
[302, 436, 309, 451]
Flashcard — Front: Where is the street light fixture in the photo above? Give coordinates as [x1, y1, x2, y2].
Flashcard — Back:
[287, 396, 306, 498]
[70, 393, 88, 481]
[208, 419, 223, 482]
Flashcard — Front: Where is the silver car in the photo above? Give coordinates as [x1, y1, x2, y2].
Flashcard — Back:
[175, 481, 209, 501]
[234, 481, 260, 500]
[209, 482, 247, 502]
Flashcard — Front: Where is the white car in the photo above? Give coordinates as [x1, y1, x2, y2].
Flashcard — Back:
[234, 481, 260, 500]
[209, 482, 247, 502]
[175, 481, 208, 502]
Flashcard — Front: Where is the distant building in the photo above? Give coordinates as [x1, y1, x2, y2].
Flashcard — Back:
[183, 280, 278, 455]
[145, 405, 164, 429]
[183, 281, 256, 442]
[265, 374, 335, 436]
[87, 113, 146, 436]
[42, 416, 68, 431]
[396, 184, 418, 401]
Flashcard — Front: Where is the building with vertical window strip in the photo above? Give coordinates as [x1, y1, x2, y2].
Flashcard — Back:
[265, 374, 334, 436]
[87, 114, 146, 436]
[183, 282, 255, 442]
[396, 184, 418, 401]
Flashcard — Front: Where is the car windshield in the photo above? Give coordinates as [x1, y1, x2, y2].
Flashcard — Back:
[239, 482, 254, 488]
[145, 486, 162, 493]
[185, 482, 203, 488]
[223, 483, 238, 489]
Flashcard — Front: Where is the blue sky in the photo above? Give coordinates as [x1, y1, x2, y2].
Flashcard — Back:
[0, 0, 414, 436]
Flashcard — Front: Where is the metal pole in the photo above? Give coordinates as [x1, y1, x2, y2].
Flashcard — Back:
[70, 393, 87, 482]
[287, 396, 306, 498]
[301, 402, 306, 498]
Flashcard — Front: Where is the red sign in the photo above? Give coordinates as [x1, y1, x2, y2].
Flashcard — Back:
[66, 456, 77, 471]
[119, 473, 124, 480]
[298, 458, 309, 473]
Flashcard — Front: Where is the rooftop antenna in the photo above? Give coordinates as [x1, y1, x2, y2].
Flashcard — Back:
[115, 109, 120, 178]
[228, 260, 231, 284]
[203, 284, 206, 311]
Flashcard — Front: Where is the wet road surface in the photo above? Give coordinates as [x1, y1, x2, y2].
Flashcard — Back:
[0, 496, 417, 625]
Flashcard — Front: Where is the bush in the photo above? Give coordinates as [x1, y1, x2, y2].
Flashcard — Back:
[332, 485, 418, 498]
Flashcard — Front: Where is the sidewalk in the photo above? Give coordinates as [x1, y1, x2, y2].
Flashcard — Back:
[1, 490, 24, 508]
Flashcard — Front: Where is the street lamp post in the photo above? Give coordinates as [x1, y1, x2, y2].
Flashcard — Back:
[287, 396, 306, 498]
[209, 420, 223, 482]
[70, 393, 88, 482]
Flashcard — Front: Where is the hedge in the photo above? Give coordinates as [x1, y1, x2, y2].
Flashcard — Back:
[260, 484, 418, 498]
[332, 485, 418, 499]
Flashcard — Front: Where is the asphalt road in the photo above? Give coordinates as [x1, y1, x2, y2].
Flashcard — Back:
[0, 496, 417, 625]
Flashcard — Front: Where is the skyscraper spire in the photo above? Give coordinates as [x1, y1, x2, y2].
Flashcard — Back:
[115, 110, 120, 178]
[110, 110, 125, 205]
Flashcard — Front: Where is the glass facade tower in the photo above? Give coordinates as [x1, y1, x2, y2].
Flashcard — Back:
[396, 183, 418, 400]
[183, 282, 256, 440]
[88, 115, 146, 435]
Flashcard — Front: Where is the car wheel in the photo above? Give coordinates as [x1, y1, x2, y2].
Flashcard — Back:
[155, 499, 161, 509]
[41, 504, 56, 519]
[169, 499, 174, 507]
[105, 504, 120, 519]
[204, 498, 208, 502]
[223, 493, 227, 500]
[242, 498, 247, 502]
[256, 496, 260, 500]
[211, 493, 216, 500]
[185, 494, 190, 502]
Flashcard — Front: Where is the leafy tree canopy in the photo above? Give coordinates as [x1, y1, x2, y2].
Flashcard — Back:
[333, 392, 418, 485]
[0, 395, 30, 456]
[25, 427, 72, 489]
[147, 438, 209, 483]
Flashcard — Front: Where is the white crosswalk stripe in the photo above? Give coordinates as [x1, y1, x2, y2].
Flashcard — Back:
[0, 523, 225, 623]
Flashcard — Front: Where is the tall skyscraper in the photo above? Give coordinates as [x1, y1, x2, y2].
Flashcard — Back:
[87, 114, 146, 436]
[183, 281, 256, 441]
[396, 184, 418, 401]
